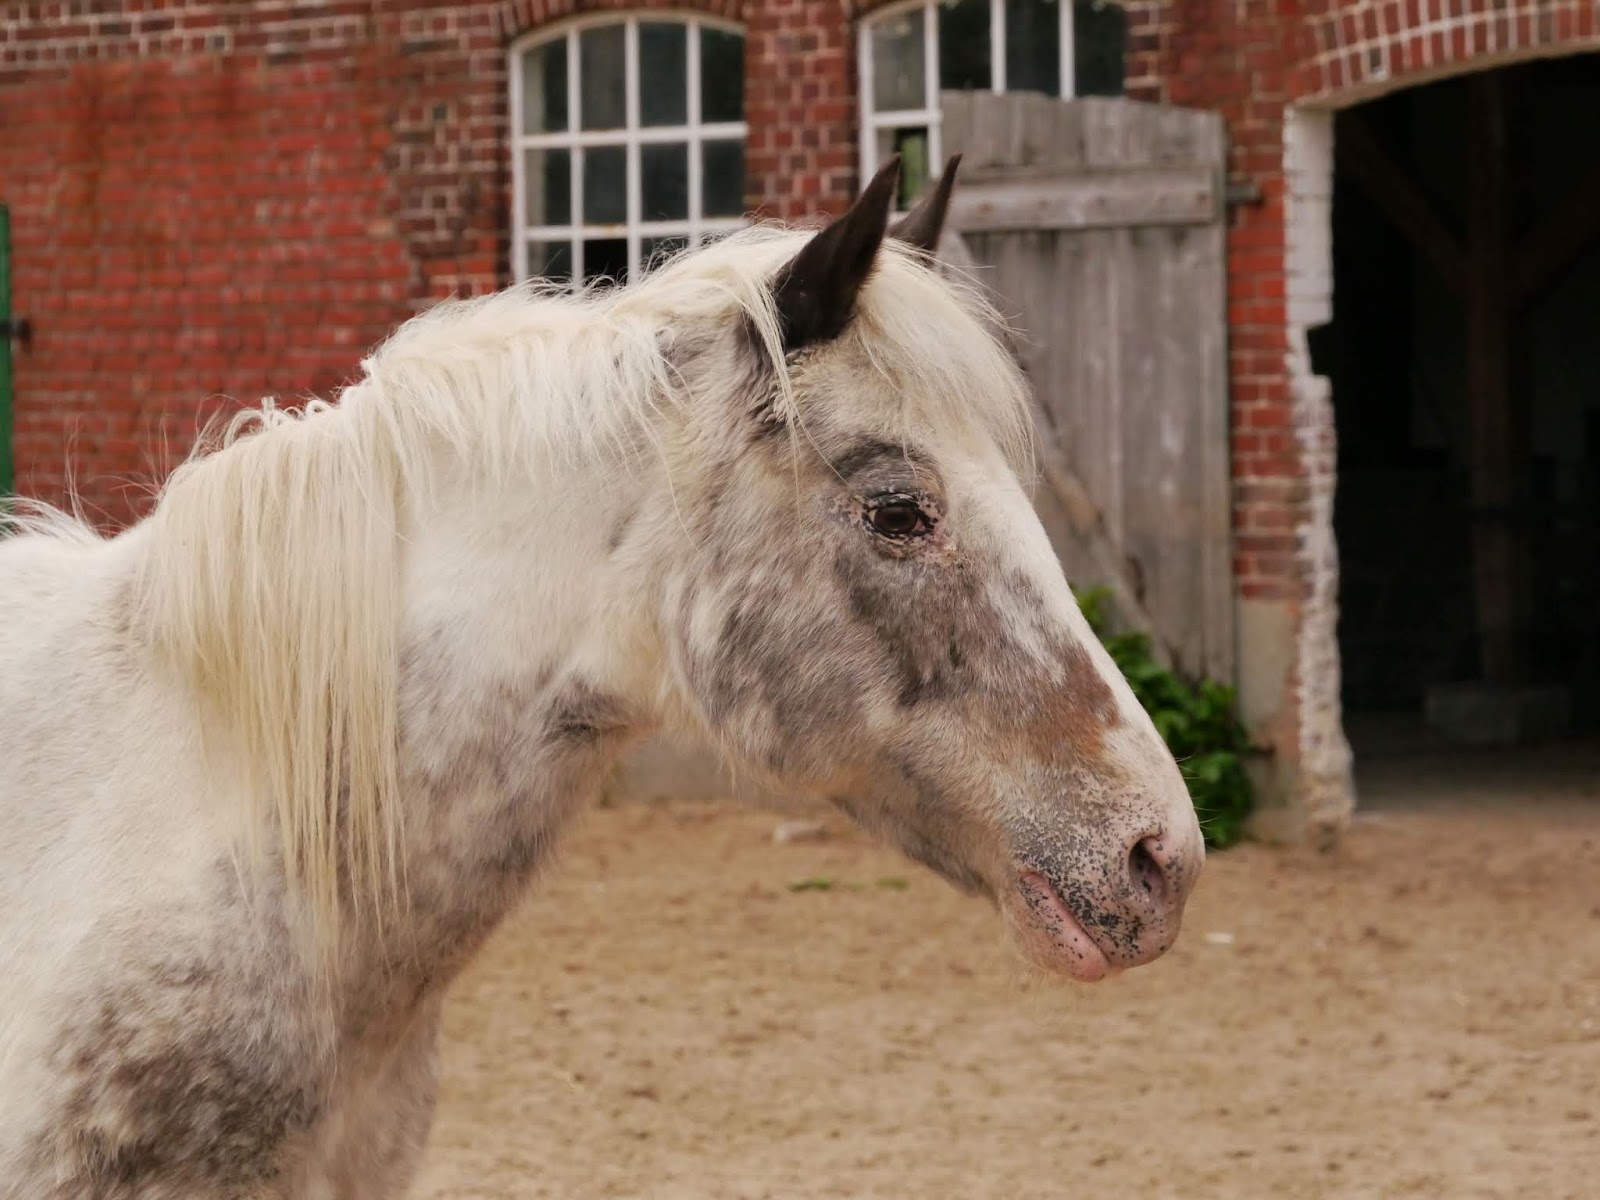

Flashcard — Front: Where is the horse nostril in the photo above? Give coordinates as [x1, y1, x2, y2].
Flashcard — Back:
[1128, 835, 1170, 908]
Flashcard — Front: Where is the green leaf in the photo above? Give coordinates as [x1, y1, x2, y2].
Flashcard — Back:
[1074, 584, 1256, 850]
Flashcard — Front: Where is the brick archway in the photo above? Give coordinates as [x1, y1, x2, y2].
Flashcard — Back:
[495, 0, 747, 39]
[1123, 0, 1600, 836]
[1280, 47, 1600, 838]
[1291, 0, 1600, 104]
[1299, 44, 1600, 844]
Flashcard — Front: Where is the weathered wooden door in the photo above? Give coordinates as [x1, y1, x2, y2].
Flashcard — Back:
[940, 93, 1233, 683]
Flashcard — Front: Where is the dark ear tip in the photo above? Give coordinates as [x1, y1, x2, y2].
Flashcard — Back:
[771, 154, 903, 352]
[886, 154, 962, 256]
[865, 155, 903, 194]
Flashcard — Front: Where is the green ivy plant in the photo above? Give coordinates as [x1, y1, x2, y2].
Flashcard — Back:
[1077, 587, 1256, 849]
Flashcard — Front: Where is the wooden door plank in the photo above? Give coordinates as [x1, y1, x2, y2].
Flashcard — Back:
[948, 167, 1219, 232]
[941, 93, 1233, 682]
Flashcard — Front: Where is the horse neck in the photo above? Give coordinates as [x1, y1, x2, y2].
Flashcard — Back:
[360, 435, 676, 991]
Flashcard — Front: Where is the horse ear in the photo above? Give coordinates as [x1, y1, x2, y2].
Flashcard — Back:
[888, 155, 962, 259]
[772, 156, 902, 352]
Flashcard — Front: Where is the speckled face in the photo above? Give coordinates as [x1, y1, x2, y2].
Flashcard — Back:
[658, 336, 1205, 982]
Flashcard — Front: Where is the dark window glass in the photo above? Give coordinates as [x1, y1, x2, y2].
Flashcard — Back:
[583, 146, 627, 224]
[700, 27, 745, 122]
[1006, 0, 1061, 95]
[523, 149, 572, 226]
[521, 37, 569, 132]
[583, 237, 630, 284]
[528, 239, 573, 281]
[1073, 0, 1127, 97]
[579, 24, 627, 130]
[939, 0, 992, 91]
[639, 22, 688, 127]
[702, 139, 745, 217]
[641, 235, 689, 272]
[871, 8, 926, 111]
[642, 142, 689, 221]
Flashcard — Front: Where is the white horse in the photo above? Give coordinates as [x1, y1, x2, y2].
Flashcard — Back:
[0, 158, 1202, 1198]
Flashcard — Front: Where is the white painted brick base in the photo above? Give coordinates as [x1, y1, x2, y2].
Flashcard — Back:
[1284, 106, 1356, 836]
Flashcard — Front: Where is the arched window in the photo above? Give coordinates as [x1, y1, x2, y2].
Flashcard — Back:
[511, 15, 747, 285]
[860, 0, 1127, 205]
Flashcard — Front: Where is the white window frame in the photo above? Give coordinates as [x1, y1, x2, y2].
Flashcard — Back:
[509, 13, 748, 283]
[858, 0, 1074, 194]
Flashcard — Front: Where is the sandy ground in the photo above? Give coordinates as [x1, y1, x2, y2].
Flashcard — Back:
[412, 769, 1600, 1199]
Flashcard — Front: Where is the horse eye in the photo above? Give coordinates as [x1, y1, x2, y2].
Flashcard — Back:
[867, 499, 929, 538]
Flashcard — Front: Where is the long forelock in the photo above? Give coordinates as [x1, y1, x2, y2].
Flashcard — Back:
[845, 246, 1034, 475]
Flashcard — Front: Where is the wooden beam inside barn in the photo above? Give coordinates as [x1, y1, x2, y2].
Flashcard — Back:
[1513, 160, 1600, 306]
[1464, 72, 1527, 687]
[1336, 112, 1466, 292]
[1338, 73, 1570, 689]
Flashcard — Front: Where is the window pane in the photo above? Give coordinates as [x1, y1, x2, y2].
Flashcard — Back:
[700, 27, 745, 122]
[875, 126, 932, 208]
[583, 238, 630, 284]
[641, 235, 688, 273]
[939, 0, 991, 91]
[1073, 0, 1127, 97]
[641, 142, 688, 221]
[523, 148, 572, 226]
[702, 138, 745, 217]
[639, 21, 688, 128]
[521, 37, 568, 133]
[579, 24, 626, 130]
[583, 146, 627, 224]
[528, 239, 573, 282]
[1006, 0, 1061, 95]
[871, 8, 926, 112]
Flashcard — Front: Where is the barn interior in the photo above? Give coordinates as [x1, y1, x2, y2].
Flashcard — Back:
[1324, 53, 1600, 775]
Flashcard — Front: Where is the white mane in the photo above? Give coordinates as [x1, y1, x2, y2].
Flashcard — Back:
[19, 224, 1032, 942]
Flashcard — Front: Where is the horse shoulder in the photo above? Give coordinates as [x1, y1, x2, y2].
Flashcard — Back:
[0, 533, 334, 1195]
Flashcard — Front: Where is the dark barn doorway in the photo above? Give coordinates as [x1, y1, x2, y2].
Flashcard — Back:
[1324, 54, 1600, 779]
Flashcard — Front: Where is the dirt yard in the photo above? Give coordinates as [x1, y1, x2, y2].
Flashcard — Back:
[412, 766, 1600, 1199]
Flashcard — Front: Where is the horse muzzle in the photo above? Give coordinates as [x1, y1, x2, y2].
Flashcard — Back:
[1003, 816, 1204, 981]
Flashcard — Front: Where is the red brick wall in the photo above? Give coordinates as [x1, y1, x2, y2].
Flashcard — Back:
[0, 0, 858, 525]
[2, 50, 415, 523]
[747, 1, 856, 215]
[16, 0, 1594, 708]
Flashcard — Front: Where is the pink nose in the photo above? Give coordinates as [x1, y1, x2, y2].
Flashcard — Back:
[1113, 828, 1199, 965]
[1129, 833, 1175, 909]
